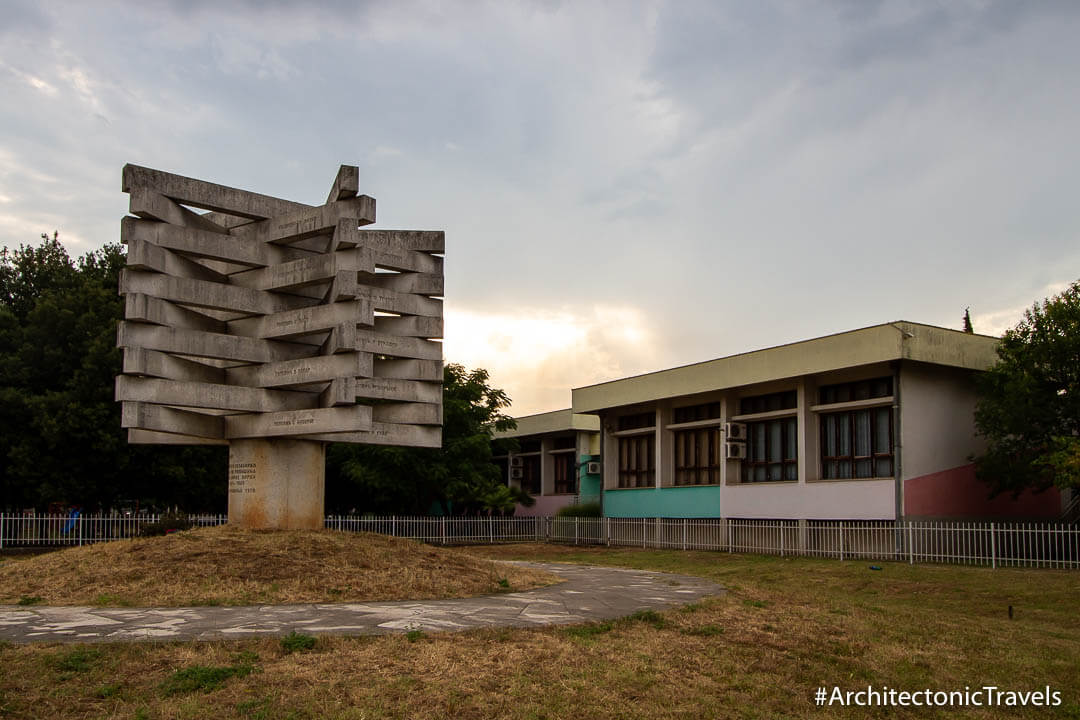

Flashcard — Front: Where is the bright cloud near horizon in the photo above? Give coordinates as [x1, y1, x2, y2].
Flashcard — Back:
[1, 1, 1078, 415]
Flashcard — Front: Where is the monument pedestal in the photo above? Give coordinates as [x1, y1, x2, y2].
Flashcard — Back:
[227, 439, 326, 530]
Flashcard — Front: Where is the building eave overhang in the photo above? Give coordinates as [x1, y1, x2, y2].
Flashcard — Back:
[571, 321, 999, 415]
[494, 408, 602, 439]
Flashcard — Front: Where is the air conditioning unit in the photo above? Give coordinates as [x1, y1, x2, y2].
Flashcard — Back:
[724, 422, 748, 441]
[724, 441, 748, 460]
[586, 461, 602, 475]
[510, 456, 523, 467]
[510, 467, 524, 480]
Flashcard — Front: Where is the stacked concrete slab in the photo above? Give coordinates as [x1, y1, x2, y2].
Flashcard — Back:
[115, 164, 443, 528]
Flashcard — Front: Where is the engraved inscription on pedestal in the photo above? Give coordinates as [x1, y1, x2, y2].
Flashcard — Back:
[228, 462, 257, 495]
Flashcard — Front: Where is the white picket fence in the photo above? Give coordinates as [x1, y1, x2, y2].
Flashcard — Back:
[1, 513, 1078, 570]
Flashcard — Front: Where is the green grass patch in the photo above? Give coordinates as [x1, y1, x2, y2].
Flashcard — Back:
[682, 624, 724, 637]
[405, 629, 425, 642]
[16, 596, 42, 606]
[563, 621, 614, 639]
[625, 609, 667, 629]
[280, 631, 317, 654]
[236, 697, 274, 719]
[52, 648, 102, 674]
[160, 662, 255, 696]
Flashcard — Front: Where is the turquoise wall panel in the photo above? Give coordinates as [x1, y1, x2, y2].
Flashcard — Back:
[578, 454, 602, 504]
[602, 486, 723, 518]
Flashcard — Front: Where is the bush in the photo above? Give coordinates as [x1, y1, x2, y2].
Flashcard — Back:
[139, 511, 194, 537]
[556, 502, 601, 518]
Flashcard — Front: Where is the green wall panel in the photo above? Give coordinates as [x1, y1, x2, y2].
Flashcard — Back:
[602, 486, 723, 518]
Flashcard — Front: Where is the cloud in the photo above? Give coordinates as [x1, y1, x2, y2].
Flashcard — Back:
[0, 62, 58, 96]
[443, 303, 673, 416]
[0, 0, 1078, 388]
[972, 281, 1074, 337]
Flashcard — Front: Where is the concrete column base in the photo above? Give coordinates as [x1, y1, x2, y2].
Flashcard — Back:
[227, 438, 326, 530]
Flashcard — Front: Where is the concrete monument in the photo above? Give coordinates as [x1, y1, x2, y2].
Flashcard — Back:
[115, 164, 443, 529]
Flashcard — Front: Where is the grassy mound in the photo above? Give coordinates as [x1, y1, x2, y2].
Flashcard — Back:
[0, 526, 558, 607]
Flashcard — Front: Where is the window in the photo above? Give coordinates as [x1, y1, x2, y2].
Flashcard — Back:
[520, 455, 541, 495]
[819, 377, 892, 404]
[674, 427, 721, 485]
[553, 453, 576, 494]
[739, 390, 796, 415]
[520, 438, 542, 453]
[552, 435, 576, 450]
[617, 412, 655, 431]
[673, 402, 723, 424]
[742, 416, 798, 482]
[618, 434, 654, 488]
[821, 406, 893, 479]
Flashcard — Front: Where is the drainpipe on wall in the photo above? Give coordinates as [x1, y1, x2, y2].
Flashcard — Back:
[893, 360, 904, 553]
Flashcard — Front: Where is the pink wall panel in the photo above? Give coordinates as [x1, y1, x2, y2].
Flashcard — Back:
[904, 464, 1061, 520]
[514, 495, 578, 517]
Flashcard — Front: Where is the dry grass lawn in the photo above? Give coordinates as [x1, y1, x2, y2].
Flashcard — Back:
[0, 527, 557, 607]
[1, 543, 1078, 719]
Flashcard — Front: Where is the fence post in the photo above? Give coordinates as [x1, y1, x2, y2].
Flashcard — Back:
[79, 514, 83, 547]
[839, 521, 844, 561]
[780, 522, 784, 557]
[683, 518, 688, 551]
[642, 517, 646, 549]
[574, 516, 579, 546]
[489, 515, 494, 545]
[0, 514, 4, 550]
[440, 516, 447, 546]
[605, 517, 610, 547]
[990, 522, 997, 570]
[908, 521, 914, 564]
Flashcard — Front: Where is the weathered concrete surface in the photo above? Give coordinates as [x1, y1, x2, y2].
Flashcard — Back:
[0, 562, 724, 644]
[117, 164, 446, 529]
[227, 439, 326, 529]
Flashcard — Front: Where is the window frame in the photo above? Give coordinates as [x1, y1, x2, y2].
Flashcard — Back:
[617, 433, 655, 489]
[519, 453, 542, 495]
[819, 404, 894, 480]
[552, 452, 577, 494]
[673, 426, 722, 486]
[741, 415, 799, 483]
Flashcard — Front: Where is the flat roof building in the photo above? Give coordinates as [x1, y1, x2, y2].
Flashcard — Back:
[493, 409, 601, 516]
[566, 321, 1063, 521]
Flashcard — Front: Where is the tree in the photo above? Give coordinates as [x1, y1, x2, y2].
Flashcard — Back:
[974, 280, 1080, 495]
[0, 234, 226, 511]
[326, 363, 531, 515]
[963, 307, 974, 334]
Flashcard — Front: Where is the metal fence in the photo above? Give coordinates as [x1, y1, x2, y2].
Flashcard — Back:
[2, 513, 1077, 569]
[0, 513, 228, 547]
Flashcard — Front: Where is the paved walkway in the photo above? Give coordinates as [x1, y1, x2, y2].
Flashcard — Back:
[0, 562, 723, 644]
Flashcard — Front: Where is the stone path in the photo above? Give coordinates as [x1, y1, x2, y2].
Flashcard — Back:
[0, 562, 723, 644]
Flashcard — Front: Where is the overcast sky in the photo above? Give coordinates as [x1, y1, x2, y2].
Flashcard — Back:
[2, 1, 1078, 415]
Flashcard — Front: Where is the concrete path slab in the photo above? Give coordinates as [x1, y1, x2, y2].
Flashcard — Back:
[0, 562, 723, 644]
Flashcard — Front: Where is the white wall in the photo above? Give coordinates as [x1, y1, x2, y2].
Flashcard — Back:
[900, 363, 984, 481]
[720, 479, 896, 519]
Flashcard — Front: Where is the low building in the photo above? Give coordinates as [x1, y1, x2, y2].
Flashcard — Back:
[493, 409, 601, 516]
[570, 321, 1063, 521]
